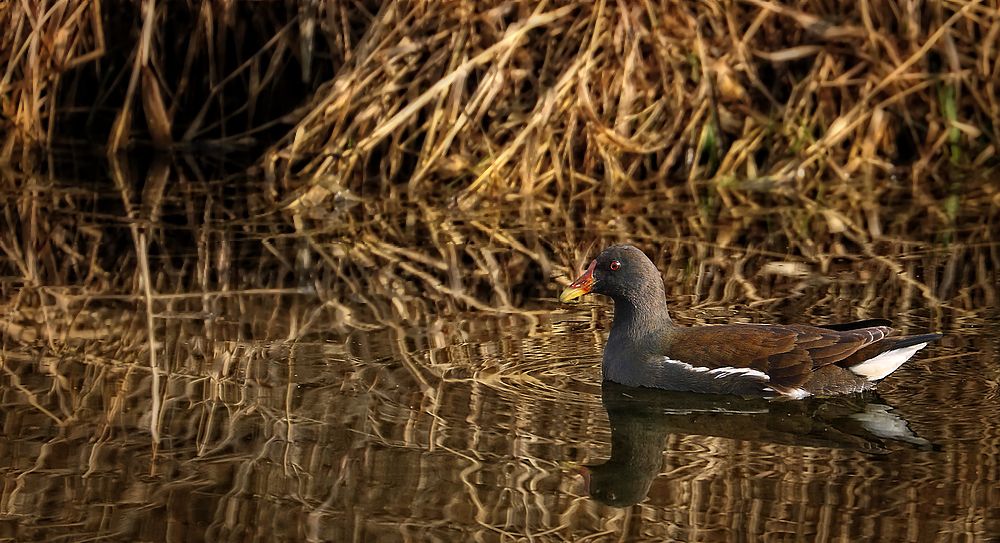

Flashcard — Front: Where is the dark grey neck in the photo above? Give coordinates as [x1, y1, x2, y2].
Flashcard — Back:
[609, 282, 673, 339]
[603, 284, 672, 386]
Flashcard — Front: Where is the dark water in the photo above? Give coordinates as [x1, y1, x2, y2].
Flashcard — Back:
[2, 164, 999, 542]
[4, 303, 999, 542]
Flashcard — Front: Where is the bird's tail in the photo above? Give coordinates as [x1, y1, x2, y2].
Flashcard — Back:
[846, 333, 943, 381]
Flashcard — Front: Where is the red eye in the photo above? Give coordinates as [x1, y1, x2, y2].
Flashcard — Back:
[609, 260, 621, 271]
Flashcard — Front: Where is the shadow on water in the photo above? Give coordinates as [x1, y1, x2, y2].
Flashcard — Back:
[1, 154, 999, 541]
[584, 383, 934, 508]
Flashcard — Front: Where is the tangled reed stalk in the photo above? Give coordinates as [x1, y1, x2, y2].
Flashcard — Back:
[264, 0, 1000, 207]
[2, 1, 997, 189]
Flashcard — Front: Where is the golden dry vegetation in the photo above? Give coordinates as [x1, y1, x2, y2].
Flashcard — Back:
[2, 1, 998, 312]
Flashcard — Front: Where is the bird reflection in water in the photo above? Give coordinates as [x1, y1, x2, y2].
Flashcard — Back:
[580, 381, 934, 508]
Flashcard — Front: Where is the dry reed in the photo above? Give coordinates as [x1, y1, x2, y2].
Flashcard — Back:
[260, 1, 1000, 206]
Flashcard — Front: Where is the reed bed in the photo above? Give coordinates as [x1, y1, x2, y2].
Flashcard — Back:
[3, 1, 999, 189]
[6, 0, 998, 313]
[265, 0, 1000, 206]
[2, 1, 999, 291]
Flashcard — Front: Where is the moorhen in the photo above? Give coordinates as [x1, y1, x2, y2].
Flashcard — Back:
[559, 245, 942, 398]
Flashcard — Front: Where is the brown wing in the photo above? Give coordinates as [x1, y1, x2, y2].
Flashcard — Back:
[661, 324, 894, 391]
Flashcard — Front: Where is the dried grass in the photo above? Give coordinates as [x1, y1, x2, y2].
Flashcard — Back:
[2, 3, 998, 315]
[2, 2, 997, 193]
[259, 0, 1000, 210]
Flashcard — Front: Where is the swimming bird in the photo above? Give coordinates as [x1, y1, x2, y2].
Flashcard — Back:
[559, 245, 942, 399]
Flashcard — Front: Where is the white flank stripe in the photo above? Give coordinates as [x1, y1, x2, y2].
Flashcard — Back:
[661, 358, 769, 381]
[708, 366, 770, 380]
[849, 343, 928, 381]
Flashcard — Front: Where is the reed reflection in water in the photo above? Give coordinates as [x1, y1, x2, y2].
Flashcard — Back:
[1, 162, 998, 542]
[2, 305, 997, 542]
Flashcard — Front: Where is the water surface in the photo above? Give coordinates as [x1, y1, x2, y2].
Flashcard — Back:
[1, 163, 998, 542]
